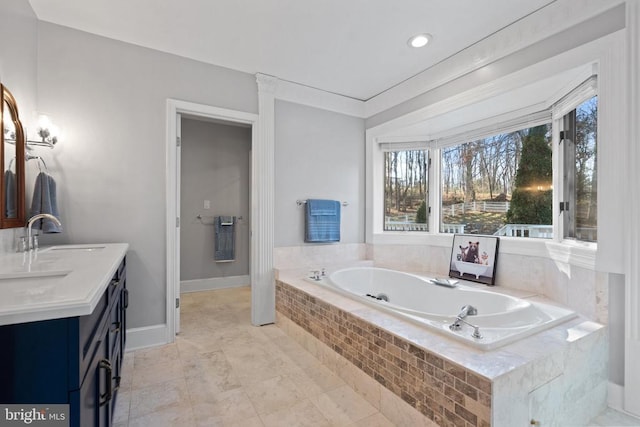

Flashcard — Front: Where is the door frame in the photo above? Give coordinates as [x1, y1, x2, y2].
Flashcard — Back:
[165, 99, 262, 341]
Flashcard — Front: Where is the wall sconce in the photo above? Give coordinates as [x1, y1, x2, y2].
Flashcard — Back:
[3, 119, 16, 141]
[27, 115, 60, 148]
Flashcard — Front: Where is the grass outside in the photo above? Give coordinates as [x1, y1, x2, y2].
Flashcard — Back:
[442, 211, 506, 235]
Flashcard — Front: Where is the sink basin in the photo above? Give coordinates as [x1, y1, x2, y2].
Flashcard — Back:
[0, 270, 71, 281]
[49, 246, 106, 252]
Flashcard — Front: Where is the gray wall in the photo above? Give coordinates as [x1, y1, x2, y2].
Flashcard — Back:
[35, 21, 258, 329]
[274, 100, 365, 247]
[180, 118, 251, 281]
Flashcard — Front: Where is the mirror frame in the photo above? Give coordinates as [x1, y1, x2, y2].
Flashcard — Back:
[0, 84, 26, 228]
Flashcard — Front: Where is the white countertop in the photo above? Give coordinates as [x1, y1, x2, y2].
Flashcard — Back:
[0, 243, 129, 326]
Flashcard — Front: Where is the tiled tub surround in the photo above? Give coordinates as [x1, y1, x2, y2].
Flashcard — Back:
[275, 268, 608, 426]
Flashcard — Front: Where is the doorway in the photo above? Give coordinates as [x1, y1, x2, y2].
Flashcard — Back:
[165, 99, 265, 341]
[179, 116, 251, 299]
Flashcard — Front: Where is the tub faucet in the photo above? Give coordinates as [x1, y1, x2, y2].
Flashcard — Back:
[25, 214, 62, 251]
[449, 305, 478, 331]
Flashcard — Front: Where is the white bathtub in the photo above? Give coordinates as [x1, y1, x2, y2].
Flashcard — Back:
[312, 267, 576, 350]
[453, 260, 492, 279]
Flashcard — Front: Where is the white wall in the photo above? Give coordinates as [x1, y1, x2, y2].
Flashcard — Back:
[35, 22, 258, 329]
[274, 100, 365, 247]
[180, 118, 251, 281]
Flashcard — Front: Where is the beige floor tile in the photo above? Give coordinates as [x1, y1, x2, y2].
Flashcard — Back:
[112, 390, 131, 424]
[260, 399, 332, 427]
[176, 333, 223, 357]
[226, 416, 265, 427]
[133, 342, 180, 367]
[131, 358, 185, 390]
[348, 412, 396, 427]
[185, 369, 242, 402]
[191, 388, 259, 426]
[258, 323, 288, 339]
[246, 375, 308, 416]
[181, 350, 230, 377]
[286, 362, 346, 398]
[119, 287, 399, 427]
[310, 385, 379, 425]
[128, 404, 195, 427]
[129, 378, 191, 419]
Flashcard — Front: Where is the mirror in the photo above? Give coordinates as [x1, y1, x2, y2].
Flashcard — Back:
[0, 84, 25, 228]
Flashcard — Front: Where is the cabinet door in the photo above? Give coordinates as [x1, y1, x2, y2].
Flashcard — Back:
[75, 327, 112, 427]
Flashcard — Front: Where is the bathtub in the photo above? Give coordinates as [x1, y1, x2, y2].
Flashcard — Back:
[312, 267, 576, 350]
[453, 260, 492, 279]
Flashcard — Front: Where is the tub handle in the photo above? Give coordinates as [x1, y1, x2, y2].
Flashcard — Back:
[471, 326, 483, 339]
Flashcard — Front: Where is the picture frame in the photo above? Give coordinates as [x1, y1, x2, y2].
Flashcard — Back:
[449, 234, 499, 286]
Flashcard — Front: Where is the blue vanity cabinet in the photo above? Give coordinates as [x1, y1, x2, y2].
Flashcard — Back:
[0, 256, 127, 427]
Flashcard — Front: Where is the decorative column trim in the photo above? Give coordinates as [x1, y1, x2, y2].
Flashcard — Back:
[625, 0, 640, 416]
[252, 73, 277, 325]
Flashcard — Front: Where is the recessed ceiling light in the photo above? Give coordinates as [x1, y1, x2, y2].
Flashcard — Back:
[408, 33, 432, 48]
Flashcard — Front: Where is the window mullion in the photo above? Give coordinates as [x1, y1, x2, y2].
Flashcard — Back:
[430, 149, 441, 234]
[552, 117, 564, 242]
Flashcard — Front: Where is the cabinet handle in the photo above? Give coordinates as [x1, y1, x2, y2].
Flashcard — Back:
[99, 359, 113, 406]
[123, 288, 129, 309]
[111, 321, 121, 333]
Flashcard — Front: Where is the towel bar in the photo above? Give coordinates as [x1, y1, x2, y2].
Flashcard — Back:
[297, 199, 348, 207]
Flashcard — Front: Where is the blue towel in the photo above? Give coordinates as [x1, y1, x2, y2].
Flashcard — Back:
[29, 172, 62, 233]
[214, 216, 235, 261]
[305, 199, 340, 242]
[4, 170, 16, 218]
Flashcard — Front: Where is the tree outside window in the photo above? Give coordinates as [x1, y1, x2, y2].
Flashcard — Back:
[383, 150, 429, 231]
[440, 124, 553, 238]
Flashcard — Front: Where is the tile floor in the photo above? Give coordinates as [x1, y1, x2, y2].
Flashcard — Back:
[113, 286, 394, 427]
[113, 287, 640, 427]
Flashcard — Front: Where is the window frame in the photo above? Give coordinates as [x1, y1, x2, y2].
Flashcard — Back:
[554, 78, 598, 243]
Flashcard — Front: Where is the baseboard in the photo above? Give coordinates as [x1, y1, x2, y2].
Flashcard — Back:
[180, 275, 249, 293]
[608, 381, 624, 411]
[125, 324, 169, 352]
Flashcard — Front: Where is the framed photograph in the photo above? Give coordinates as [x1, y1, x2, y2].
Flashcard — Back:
[449, 234, 499, 286]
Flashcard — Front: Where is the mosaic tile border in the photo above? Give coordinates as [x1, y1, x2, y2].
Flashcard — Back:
[276, 280, 492, 427]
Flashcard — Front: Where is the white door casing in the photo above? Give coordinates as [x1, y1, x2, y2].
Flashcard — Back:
[625, 0, 640, 416]
[175, 113, 182, 334]
[166, 98, 264, 343]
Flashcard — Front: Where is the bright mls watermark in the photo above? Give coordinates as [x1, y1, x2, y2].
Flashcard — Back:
[0, 405, 69, 426]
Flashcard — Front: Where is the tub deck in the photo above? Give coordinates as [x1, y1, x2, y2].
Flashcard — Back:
[275, 265, 607, 427]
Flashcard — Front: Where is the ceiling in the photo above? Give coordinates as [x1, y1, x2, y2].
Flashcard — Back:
[28, 0, 556, 101]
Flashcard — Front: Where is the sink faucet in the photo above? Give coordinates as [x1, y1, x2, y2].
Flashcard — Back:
[25, 214, 62, 251]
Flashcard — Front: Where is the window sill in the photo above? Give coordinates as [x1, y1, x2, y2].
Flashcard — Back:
[370, 232, 597, 270]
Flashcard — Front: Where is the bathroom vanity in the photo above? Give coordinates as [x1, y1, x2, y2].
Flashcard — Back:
[0, 243, 129, 427]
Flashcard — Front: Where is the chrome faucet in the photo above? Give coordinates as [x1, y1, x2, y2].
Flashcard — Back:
[25, 214, 62, 251]
[449, 305, 478, 331]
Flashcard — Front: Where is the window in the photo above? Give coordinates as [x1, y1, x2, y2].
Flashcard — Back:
[375, 77, 597, 244]
[440, 124, 553, 237]
[383, 150, 429, 231]
[561, 95, 598, 242]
